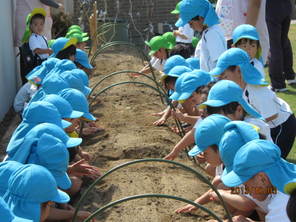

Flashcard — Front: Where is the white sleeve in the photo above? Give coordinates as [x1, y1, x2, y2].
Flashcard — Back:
[248, 86, 278, 119]
[253, 59, 265, 79]
[205, 30, 226, 66]
[29, 35, 41, 51]
[244, 117, 273, 142]
[182, 24, 194, 40]
[265, 193, 290, 222]
[151, 58, 162, 71]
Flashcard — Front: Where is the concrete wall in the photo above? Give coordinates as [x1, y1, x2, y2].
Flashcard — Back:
[0, 0, 17, 121]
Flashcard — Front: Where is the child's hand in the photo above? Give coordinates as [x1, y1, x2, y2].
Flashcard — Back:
[171, 109, 186, 121]
[68, 159, 102, 179]
[232, 215, 254, 222]
[208, 191, 219, 201]
[164, 150, 179, 161]
[151, 111, 165, 117]
[153, 116, 167, 126]
[175, 204, 197, 213]
[47, 48, 53, 55]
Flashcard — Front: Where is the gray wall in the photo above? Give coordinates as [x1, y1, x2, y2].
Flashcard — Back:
[0, 0, 17, 120]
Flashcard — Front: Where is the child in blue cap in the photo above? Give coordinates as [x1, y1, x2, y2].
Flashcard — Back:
[6, 101, 71, 160]
[51, 37, 77, 61]
[175, 114, 231, 214]
[153, 65, 192, 126]
[3, 164, 70, 222]
[176, 0, 227, 71]
[0, 196, 32, 222]
[220, 139, 292, 222]
[186, 57, 200, 70]
[211, 48, 296, 158]
[232, 24, 265, 79]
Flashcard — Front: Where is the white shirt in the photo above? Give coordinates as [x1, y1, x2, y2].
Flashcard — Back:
[150, 57, 166, 72]
[194, 40, 202, 58]
[215, 164, 224, 176]
[243, 84, 292, 128]
[176, 24, 194, 43]
[265, 191, 290, 222]
[29, 34, 49, 60]
[199, 24, 227, 72]
[244, 117, 273, 141]
[251, 58, 265, 79]
[13, 82, 38, 113]
[215, 0, 270, 64]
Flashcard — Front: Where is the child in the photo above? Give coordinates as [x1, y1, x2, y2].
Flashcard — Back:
[6, 101, 71, 160]
[211, 48, 296, 158]
[176, 0, 227, 71]
[153, 65, 192, 126]
[26, 8, 53, 62]
[171, 2, 195, 54]
[175, 114, 231, 213]
[232, 24, 265, 79]
[66, 29, 89, 50]
[51, 37, 77, 61]
[3, 164, 70, 222]
[169, 70, 212, 125]
[220, 139, 292, 222]
[137, 35, 172, 75]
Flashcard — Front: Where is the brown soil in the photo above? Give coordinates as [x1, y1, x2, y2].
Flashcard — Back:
[78, 45, 226, 221]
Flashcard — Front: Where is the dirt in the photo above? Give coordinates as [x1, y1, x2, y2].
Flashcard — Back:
[77, 45, 227, 221]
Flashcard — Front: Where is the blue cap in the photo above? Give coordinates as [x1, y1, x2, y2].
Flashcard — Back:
[209, 48, 268, 85]
[58, 88, 96, 121]
[170, 70, 212, 101]
[188, 114, 231, 156]
[188, 114, 230, 156]
[186, 57, 200, 70]
[232, 24, 259, 45]
[51, 37, 77, 57]
[162, 65, 192, 81]
[27, 134, 71, 190]
[26, 58, 59, 83]
[163, 55, 190, 74]
[219, 121, 259, 176]
[4, 164, 69, 222]
[8, 122, 82, 164]
[200, 80, 263, 119]
[175, 0, 219, 27]
[42, 94, 83, 119]
[0, 197, 32, 222]
[42, 73, 69, 95]
[22, 101, 71, 128]
[72, 69, 89, 87]
[75, 49, 93, 69]
[60, 71, 91, 96]
[221, 139, 296, 194]
[0, 161, 24, 197]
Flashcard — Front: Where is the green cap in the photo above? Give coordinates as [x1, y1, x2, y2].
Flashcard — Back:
[145, 36, 169, 56]
[66, 30, 89, 42]
[192, 36, 200, 48]
[162, 32, 176, 49]
[68, 25, 88, 37]
[171, 2, 181, 14]
[48, 39, 56, 48]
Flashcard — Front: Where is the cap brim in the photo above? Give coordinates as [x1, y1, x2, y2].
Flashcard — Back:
[83, 112, 96, 121]
[178, 91, 193, 101]
[169, 91, 181, 101]
[63, 38, 78, 50]
[234, 36, 259, 45]
[175, 18, 188, 27]
[51, 189, 70, 203]
[82, 36, 89, 42]
[209, 66, 226, 76]
[62, 120, 72, 128]
[148, 50, 157, 56]
[31, 8, 46, 17]
[68, 110, 84, 119]
[221, 170, 251, 187]
[66, 137, 82, 148]
[52, 171, 72, 190]
[170, 9, 180, 14]
[239, 98, 263, 119]
[201, 99, 228, 108]
[188, 145, 203, 157]
[83, 86, 92, 96]
[80, 61, 93, 69]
